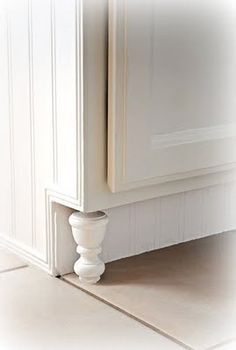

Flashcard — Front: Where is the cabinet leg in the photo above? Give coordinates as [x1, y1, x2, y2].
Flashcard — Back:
[69, 211, 109, 284]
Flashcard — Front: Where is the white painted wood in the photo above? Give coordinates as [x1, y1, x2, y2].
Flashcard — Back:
[159, 193, 185, 247]
[0, 0, 56, 261]
[202, 185, 228, 235]
[50, 201, 77, 276]
[29, 0, 53, 259]
[151, 123, 236, 150]
[183, 189, 205, 241]
[82, 0, 236, 212]
[224, 182, 236, 231]
[108, 0, 236, 192]
[30, 0, 54, 256]
[0, 0, 236, 278]
[52, 0, 79, 199]
[0, 11, 11, 239]
[10, 0, 33, 246]
[69, 211, 109, 283]
[1, 182, 235, 275]
[101, 182, 236, 263]
[0, 0, 81, 270]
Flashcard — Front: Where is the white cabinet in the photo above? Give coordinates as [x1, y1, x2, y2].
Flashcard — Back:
[0, 0, 235, 282]
[62, 0, 236, 282]
[80, 0, 236, 213]
[108, 0, 236, 192]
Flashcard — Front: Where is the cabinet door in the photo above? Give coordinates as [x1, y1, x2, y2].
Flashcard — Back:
[108, 0, 236, 192]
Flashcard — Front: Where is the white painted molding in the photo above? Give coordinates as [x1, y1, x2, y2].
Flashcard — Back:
[151, 123, 236, 150]
[78, 0, 236, 211]
[0, 189, 82, 276]
[0, 0, 84, 274]
[69, 211, 109, 284]
[45, 189, 82, 276]
[1, 0, 236, 279]
[0, 233, 49, 273]
[107, 0, 236, 193]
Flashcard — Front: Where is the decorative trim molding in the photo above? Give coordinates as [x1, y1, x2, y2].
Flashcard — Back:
[152, 123, 236, 150]
[108, 0, 236, 193]
[0, 187, 82, 276]
[76, 0, 84, 209]
[45, 188, 82, 276]
[0, 233, 49, 273]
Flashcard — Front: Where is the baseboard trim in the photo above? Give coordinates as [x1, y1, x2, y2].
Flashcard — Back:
[0, 234, 50, 274]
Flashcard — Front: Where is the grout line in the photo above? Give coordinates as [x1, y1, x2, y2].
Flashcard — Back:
[60, 275, 193, 350]
[0, 265, 28, 275]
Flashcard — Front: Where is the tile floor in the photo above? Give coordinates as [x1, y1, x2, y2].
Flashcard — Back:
[0, 248, 183, 350]
[63, 232, 236, 350]
[0, 247, 27, 273]
[1, 236, 235, 350]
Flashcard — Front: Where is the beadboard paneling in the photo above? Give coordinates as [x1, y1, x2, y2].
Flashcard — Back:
[0, 12, 11, 239]
[52, 0, 78, 197]
[0, 0, 236, 274]
[102, 183, 236, 263]
[10, 0, 33, 246]
[31, 0, 54, 254]
[0, 0, 80, 264]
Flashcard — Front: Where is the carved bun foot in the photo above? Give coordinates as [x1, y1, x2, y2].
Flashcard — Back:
[69, 211, 109, 284]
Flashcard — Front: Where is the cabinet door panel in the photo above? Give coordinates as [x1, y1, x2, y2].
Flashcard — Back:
[108, 0, 236, 192]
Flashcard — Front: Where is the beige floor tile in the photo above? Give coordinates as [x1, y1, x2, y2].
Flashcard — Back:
[0, 247, 27, 273]
[0, 266, 184, 350]
[64, 232, 236, 350]
[210, 339, 236, 350]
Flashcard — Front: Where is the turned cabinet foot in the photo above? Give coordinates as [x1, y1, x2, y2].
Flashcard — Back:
[69, 211, 109, 284]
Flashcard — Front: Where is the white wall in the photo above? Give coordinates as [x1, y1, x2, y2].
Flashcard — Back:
[0, 0, 235, 275]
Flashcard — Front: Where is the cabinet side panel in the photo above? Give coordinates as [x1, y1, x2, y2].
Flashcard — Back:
[10, 1, 33, 246]
[53, 0, 79, 199]
[31, 0, 53, 258]
[0, 0, 82, 269]
[0, 13, 11, 238]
